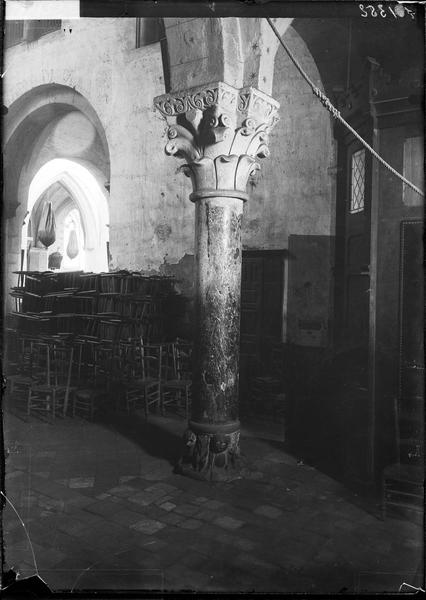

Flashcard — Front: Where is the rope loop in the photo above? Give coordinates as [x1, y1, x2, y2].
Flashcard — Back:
[266, 17, 424, 198]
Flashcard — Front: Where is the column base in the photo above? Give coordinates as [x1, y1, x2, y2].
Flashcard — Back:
[174, 420, 242, 482]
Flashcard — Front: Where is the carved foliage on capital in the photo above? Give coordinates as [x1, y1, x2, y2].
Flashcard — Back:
[154, 83, 279, 194]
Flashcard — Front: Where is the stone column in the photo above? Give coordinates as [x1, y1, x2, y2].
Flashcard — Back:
[154, 82, 279, 480]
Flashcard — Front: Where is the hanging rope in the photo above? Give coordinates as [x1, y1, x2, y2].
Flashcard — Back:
[266, 17, 424, 198]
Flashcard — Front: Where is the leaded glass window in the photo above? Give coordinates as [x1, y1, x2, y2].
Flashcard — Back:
[350, 149, 365, 213]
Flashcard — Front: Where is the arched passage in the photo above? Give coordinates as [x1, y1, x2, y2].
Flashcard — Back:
[25, 158, 110, 273]
[2, 84, 110, 314]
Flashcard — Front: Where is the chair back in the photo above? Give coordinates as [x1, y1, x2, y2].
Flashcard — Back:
[140, 343, 163, 382]
[172, 339, 192, 381]
[48, 344, 74, 388]
[115, 339, 140, 381]
[28, 339, 51, 384]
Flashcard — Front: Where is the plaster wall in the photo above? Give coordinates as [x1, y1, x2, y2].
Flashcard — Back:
[4, 19, 336, 328]
[244, 26, 336, 251]
[3, 18, 194, 284]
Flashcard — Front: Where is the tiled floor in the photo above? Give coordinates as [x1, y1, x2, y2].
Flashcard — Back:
[2, 408, 424, 594]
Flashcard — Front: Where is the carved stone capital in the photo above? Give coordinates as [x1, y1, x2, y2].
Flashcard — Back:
[154, 82, 279, 197]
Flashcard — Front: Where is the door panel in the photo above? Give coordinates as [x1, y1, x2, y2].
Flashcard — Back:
[240, 250, 284, 369]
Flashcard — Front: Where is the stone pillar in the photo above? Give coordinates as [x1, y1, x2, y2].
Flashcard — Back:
[154, 82, 279, 479]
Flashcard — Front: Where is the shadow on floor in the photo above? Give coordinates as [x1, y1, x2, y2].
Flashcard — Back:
[97, 410, 183, 466]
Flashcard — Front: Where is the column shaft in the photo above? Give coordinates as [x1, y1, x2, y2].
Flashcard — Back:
[192, 196, 243, 425]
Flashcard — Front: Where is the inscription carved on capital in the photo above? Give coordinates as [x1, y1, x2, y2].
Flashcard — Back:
[154, 82, 279, 196]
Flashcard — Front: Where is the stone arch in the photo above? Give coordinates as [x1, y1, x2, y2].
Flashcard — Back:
[2, 84, 110, 314]
[25, 158, 110, 273]
[4, 83, 110, 167]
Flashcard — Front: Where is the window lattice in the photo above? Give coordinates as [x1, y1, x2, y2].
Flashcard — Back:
[350, 149, 365, 213]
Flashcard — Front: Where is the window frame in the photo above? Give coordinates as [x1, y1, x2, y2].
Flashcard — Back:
[349, 147, 366, 214]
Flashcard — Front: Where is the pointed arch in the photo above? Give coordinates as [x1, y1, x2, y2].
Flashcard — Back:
[25, 158, 110, 272]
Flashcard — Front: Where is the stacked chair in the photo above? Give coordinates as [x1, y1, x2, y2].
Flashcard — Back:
[6, 324, 193, 422]
[161, 338, 193, 419]
[119, 339, 164, 417]
[27, 339, 75, 420]
[7, 335, 50, 407]
[71, 340, 112, 420]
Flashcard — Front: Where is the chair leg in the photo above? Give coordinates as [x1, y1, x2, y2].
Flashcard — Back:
[27, 389, 32, 419]
[144, 390, 149, 419]
[90, 398, 95, 421]
[185, 389, 189, 420]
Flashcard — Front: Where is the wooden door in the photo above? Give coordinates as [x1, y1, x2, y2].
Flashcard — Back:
[344, 144, 371, 349]
[335, 132, 372, 355]
[240, 251, 284, 384]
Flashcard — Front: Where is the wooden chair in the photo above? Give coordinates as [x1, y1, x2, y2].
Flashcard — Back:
[27, 342, 75, 420]
[122, 342, 163, 417]
[161, 339, 192, 419]
[8, 337, 50, 405]
[72, 342, 112, 420]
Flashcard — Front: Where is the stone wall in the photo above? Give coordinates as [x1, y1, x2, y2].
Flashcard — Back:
[3, 19, 335, 340]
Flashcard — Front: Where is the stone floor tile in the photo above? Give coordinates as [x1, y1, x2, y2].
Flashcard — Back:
[85, 499, 123, 517]
[106, 485, 137, 497]
[33, 471, 50, 479]
[153, 494, 174, 506]
[191, 496, 209, 505]
[159, 501, 176, 512]
[148, 543, 186, 568]
[190, 538, 215, 556]
[232, 537, 257, 552]
[253, 504, 283, 519]
[142, 468, 173, 482]
[173, 568, 213, 591]
[138, 538, 169, 553]
[5, 470, 25, 481]
[130, 519, 167, 535]
[145, 482, 179, 494]
[174, 503, 200, 517]
[213, 515, 245, 530]
[95, 492, 111, 500]
[109, 508, 144, 527]
[55, 516, 89, 537]
[139, 504, 170, 522]
[194, 508, 218, 522]
[119, 475, 138, 484]
[234, 551, 281, 573]
[204, 499, 225, 510]
[64, 495, 98, 511]
[4, 410, 423, 594]
[72, 567, 164, 591]
[157, 512, 186, 526]
[68, 477, 95, 489]
[127, 492, 158, 507]
[178, 518, 203, 530]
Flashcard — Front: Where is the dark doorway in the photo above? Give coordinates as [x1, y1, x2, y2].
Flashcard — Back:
[337, 140, 372, 353]
[239, 250, 285, 416]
